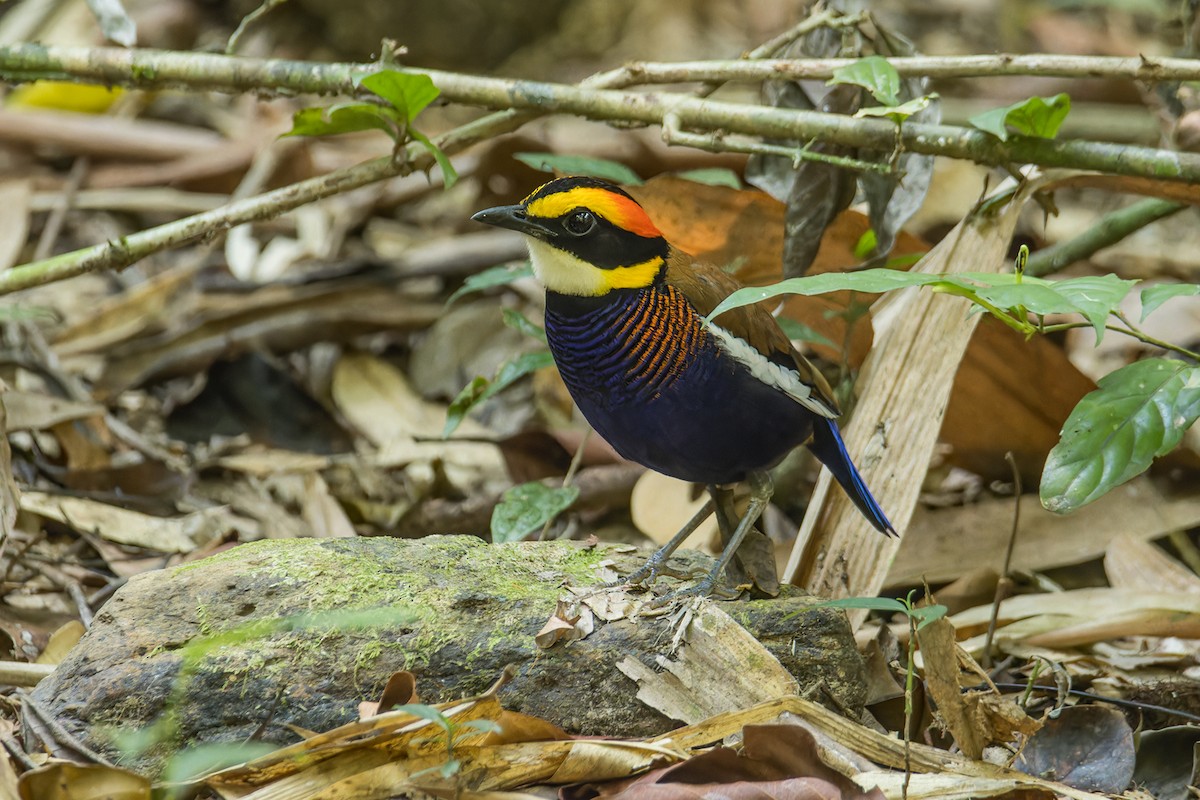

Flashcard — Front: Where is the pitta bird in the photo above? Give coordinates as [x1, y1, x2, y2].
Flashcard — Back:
[472, 176, 895, 596]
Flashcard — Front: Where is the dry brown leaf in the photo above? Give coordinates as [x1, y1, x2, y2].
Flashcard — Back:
[19, 491, 227, 553]
[17, 761, 150, 800]
[331, 353, 507, 494]
[1014, 706, 1135, 793]
[35, 621, 85, 666]
[0, 390, 103, 432]
[1103, 533, 1200, 595]
[916, 617, 985, 759]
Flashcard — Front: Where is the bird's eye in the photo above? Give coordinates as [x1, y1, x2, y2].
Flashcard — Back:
[564, 210, 596, 235]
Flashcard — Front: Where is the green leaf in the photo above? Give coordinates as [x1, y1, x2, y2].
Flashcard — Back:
[502, 308, 548, 344]
[1044, 275, 1136, 342]
[286, 103, 400, 139]
[490, 350, 555, 397]
[410, 128, 458, 188]
[0, 304, 56, 322]
[674, 168, 742, 188]
[968, 93, 1071, 142]
[775, 316, 835, 348]
[514, 152, 643, 185]
[442, 351, 555, 437]
[707, 268, 931, 319]
[853, 229, 877, 260]
[910, 604, 949, 630]
[1140, 283, 1200, 321]
[358, 70, 440, 122]
[855, 94, 936, 123]
[706, 268, 1136, 343]
[443, 376, 490, 438]
[1041, 358, 1200, 513]
[829, 55, 901, 106]
[491, 482, 580, 543]
[447, 263, 534, 305]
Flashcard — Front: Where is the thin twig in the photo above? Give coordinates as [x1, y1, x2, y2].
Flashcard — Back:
[1, 46, 1199, 184]
[981, 452, 1022, 669]
[1035, 320, 1200, 361]
[1024, 197, 1188, 277]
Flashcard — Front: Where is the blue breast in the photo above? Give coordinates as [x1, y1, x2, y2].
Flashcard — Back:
[545, 287, 817, 485]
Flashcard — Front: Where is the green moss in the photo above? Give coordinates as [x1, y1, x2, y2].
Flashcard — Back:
[157, 537, 611, 738]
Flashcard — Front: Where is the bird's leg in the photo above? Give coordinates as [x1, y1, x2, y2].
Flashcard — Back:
[621, 496, 715, 587]
[673, 471, 774, 599]
[708, 484, 737, 545]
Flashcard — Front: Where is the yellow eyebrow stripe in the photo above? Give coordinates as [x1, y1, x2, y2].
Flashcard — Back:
[525, 187, 662, 238]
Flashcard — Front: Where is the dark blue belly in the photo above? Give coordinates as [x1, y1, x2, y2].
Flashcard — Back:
[545, 287, 814, 485]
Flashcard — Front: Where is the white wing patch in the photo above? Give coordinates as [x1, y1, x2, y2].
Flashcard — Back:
[707, 322, 838, 419]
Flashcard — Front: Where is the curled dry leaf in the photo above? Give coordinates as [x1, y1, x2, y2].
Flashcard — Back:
[18, 762, 150, 800]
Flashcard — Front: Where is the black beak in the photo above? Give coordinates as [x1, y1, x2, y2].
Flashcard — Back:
[471, 204, 554, 239]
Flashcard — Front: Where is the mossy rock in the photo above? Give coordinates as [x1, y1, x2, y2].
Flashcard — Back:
[28, 536, 866, 775]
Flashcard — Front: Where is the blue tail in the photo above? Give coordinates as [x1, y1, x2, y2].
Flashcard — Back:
[807, 417, 896, 536]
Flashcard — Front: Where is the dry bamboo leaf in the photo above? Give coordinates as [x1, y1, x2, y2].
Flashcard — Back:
[951, 588, 1200, 630]
[851, 770, 1056, 800]
[616, 601, 798, 724]
[888, 477, 1200, 586]
[0, 108, 224, 160]
[215, 450, 333, 477]
[1, 390, 103, 431]
[0, 179, 31, 271]
[19, 491, 226, 553]
[788, 178, 1045, 608]
[204, 696, 502, 790]
[1024, 607, 1200, 648]
[1104, 533, 1200, 594]
[51, 264, 201, 357]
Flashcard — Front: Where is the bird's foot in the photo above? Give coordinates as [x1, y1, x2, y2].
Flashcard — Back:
[643, 571, 745, 607]
[610, 555, 703, 591]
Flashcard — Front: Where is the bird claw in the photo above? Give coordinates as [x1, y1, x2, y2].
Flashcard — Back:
[653, 577, 744, 605]
[618, 559, 702, 589]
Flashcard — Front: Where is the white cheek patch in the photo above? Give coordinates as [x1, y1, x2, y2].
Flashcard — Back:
[707, 322, 838, 419]
[526, 238, 607, 296]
